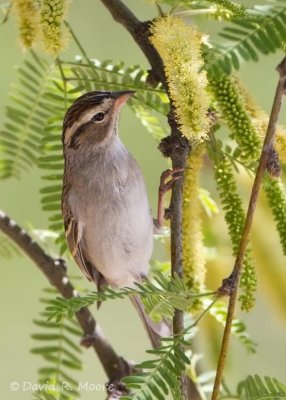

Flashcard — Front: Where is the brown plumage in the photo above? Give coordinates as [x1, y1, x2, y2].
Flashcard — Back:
[61, 90, 170, 348]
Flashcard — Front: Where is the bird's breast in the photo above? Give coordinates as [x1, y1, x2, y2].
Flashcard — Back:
[67, 150, 153, 287]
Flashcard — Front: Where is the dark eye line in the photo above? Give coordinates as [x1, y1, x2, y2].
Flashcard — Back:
[68, 121, 93, 149]
[67, 108, 111, 149]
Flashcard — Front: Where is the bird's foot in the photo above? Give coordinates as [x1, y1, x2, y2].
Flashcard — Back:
[154, 168, 184, 233]
[159, 168, 184, 195]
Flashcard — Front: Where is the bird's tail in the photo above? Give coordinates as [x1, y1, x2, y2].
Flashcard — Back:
[130, 295, 171, 348]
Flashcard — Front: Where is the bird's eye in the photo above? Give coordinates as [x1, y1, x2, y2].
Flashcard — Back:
[92, 112, 105, 122]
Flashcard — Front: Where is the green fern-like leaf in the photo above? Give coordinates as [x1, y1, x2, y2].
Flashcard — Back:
[43, 273, 213, 322]
[0, 52, 55, 179]
[139, 273, 192, 320]
[207, 1, 286, 77]
[121, 336, 190, 400]
[31, 288, 82, 400]
[129, 102, 168, 141]
[238, 375, 286, 400]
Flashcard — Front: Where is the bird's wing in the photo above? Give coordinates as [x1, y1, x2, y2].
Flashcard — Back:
[64, 214, 95, 282]
[64, 215, 107, 309]
[62, 189, 107, 292]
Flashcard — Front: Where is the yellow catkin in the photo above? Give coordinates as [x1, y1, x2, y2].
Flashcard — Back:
[182, 144, 206, 310]
[12, 0, 40, 48]
[150, 16, 210, 140]
[40, 0, 70, 56]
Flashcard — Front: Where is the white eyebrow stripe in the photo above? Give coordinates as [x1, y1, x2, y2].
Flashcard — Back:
[64, 97, 113, 145]
[64, 109, 97, 145]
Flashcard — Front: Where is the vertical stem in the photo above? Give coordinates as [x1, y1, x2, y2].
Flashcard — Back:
[171, 176, 188, 398]
[211, 57, 286, 400]
[169, 109, 189, 398]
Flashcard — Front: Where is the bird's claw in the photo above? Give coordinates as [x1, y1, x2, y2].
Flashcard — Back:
[154, 168, 184, 232]
[159, 168, 184, 194]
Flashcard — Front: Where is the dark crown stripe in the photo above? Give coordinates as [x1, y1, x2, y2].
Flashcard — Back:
[63, 91, 112, 131]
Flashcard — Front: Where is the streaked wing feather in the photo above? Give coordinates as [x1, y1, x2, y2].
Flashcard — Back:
[62, 184, 107, 293]
[65, 216, 94, 282]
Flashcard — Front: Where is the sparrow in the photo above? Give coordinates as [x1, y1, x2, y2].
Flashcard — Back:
[61, 90, 172, 348]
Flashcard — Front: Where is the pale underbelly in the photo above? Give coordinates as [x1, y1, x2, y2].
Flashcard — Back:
[81, 205, 153, 287]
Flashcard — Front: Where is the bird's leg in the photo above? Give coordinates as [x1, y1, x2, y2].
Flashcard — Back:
[153, 168, 184, 233]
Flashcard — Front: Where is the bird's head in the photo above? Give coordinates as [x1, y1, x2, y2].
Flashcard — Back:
[62, 90, 134, 151]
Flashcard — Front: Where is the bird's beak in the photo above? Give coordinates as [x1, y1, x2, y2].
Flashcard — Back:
[113, 91, 135, 109]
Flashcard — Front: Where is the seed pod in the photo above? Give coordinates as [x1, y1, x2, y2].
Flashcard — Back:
[235, 79, 286, 164]
[214, 155, 257, 311]
[209, 75, 261, 162]
[264, 177, 286, 255]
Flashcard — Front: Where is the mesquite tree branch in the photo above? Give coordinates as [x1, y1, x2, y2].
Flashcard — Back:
[167, 110, 189, 398]
[211, 56, 286, 400]
[0, 210, 131, 392]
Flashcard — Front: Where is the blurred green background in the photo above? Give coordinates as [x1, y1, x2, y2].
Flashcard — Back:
[1, 1, 286, 399]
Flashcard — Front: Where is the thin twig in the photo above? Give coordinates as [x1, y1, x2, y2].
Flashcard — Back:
[0, 210, 132, 390]
[211, 56, 286, 400]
